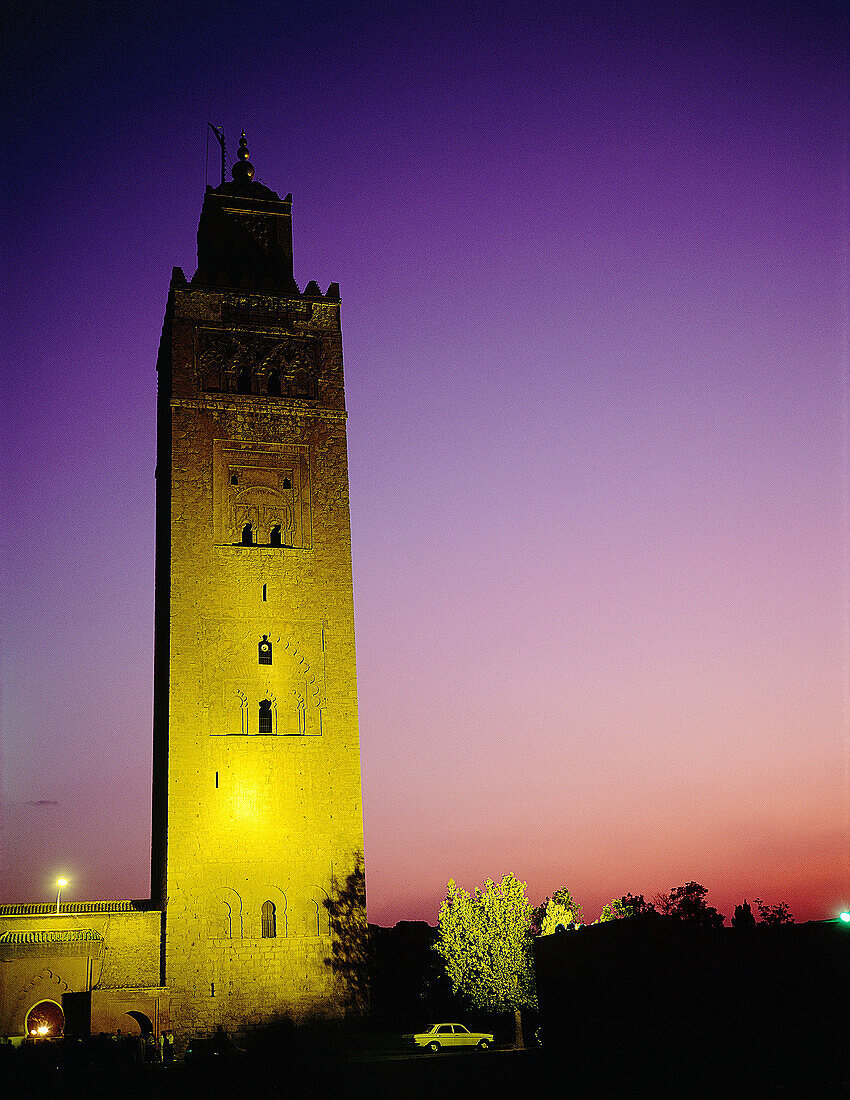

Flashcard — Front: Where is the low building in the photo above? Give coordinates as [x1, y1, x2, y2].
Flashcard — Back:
[0, 902, 163, 1040]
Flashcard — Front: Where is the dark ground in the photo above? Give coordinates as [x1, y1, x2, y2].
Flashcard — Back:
[3, 1035, 849, 1099]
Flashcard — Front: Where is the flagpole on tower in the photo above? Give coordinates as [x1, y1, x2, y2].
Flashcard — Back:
[207, 123, 226, 186]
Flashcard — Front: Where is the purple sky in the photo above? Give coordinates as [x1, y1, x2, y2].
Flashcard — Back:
[2, 1, 848, 926]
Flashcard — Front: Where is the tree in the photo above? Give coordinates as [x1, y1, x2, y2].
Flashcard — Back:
[620, 893, 657, 918]
[653, 882, 725, 928]
[323, 851, 371, 1014]
[732, 901, 756, 928]
[754, 899, 794, 924]
[434, 874, 537, 1048]
[532, 886, 584, 935]
[597, 897, 630, 922]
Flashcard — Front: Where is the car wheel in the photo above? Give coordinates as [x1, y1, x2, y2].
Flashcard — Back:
[427, 1041, 440, 1053]
[477, 1039, 491, 1050]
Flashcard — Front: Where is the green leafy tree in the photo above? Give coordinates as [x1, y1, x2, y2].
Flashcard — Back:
[435, 874, 537, 1048]
[755, 898, 794, 924]
[533, 887, 584, 935]
[597, 897, 630, 922]
[323, 851, 371, 1014]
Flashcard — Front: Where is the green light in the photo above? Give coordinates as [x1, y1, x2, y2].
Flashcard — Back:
[840, 912, 850, 923]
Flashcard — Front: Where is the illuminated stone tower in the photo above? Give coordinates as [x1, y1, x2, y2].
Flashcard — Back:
[151, 135, 364, 1038]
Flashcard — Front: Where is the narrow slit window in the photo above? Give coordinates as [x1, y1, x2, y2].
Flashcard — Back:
[215, 771, 219, 788]
[258, 700, 273, 734]
[262, 584, 267, 601]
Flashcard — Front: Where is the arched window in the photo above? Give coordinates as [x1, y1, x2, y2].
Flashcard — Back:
[258, 700, 273, 734]
[282, 477, 292, 490]
[269, 525, 282, 547]
[261, 900, 276, 938]
[241, 523, 253, 546]
[230, 472, 239, 486]
[267, 370, 281, 397]
[237, 365, 252, 394]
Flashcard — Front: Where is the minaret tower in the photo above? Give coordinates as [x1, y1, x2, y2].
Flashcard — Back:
[151, 135, 365, 1038]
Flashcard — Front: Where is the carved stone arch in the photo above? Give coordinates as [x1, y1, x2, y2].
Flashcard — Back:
[235, 688, 249, 734]
[220, 336, 255, 394]
[281, 638, 323, 735]
[289, 357, 316, 399]
[196, 330, 236, 392]
[257, 340, 287, 391]
[200, 885, 244, 939]
[233, 485, 285, 545]
[11, 968, 70, 1035]
[304, 885, 331, 937]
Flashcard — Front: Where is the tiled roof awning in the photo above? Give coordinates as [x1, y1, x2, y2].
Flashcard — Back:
[0, 900, 147, 916]
[0, 928, 104, 959]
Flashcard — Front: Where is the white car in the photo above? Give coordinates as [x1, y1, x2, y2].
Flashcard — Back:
[402, 1023, 494, 1052]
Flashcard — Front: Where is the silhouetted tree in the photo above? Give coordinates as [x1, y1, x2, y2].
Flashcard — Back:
[323, 851, 371, 1014]
[653, 882, 725, 927]
[755, 898, 794, 924]
[435, 874, 536, 1048]
[620, 893, 658, 918]
[732, 901, 756, 928]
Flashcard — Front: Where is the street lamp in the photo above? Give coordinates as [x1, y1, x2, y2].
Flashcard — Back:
[56, 878, 68, 914]
[839, 911, 850, 924]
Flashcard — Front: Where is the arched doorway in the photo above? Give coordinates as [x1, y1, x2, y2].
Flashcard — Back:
[126, 1010, 154, 1036]
[26, 1000, 64, 1038]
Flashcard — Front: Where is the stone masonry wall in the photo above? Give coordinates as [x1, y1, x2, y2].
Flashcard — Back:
[159, 282, 365, 1043]
[0, 906, 161, 1037]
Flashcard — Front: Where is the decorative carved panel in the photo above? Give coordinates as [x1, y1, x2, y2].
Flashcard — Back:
[204, 620, 326, 737]
[213, 440, 311, 549]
